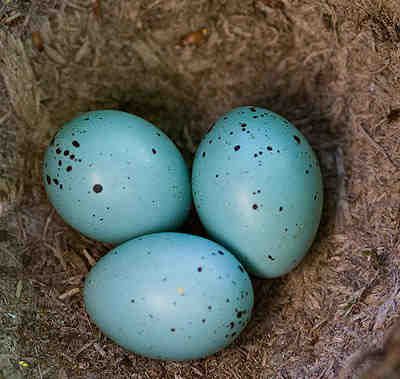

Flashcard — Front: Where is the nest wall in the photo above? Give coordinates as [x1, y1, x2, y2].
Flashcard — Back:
[0, 0, 400, 378]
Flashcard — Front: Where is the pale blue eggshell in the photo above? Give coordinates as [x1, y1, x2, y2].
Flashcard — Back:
[43, 110, 191, 243]
[192, 106, 323, 278]
[84, 233, 254, 361]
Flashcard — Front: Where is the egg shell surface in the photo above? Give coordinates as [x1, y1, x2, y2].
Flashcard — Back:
[43, 110, 191, 244]
[84, 232, 254, 361]
[192, 106, 323, 278]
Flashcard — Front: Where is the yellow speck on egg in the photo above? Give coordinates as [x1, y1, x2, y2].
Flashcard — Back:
[18, 361, 30, 368]
[177, 287, 185, 295]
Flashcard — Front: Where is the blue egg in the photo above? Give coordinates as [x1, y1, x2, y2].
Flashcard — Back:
[84, 233, 254, 361]
[43, 110, 191, 243]
[192, 106, 323, 278]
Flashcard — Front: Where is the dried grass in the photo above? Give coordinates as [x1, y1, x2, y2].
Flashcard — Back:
[0, 0, 400, 378]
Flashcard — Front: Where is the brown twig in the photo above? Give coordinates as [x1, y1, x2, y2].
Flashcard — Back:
[15, 211, 27, 241]
[93, 342, 106, 357]
[335, 146, 351, 230]
[62, 274, 84, 285]
[15, 280, 23, 299]
[183, 125, 196, 154]
[92, 0, 101, 20]
[74, 340, 96, 358]
[34, 346, 43, 379]
[41, 208, 55, 240]
[0, 108, 11, 125]
[359, 123, 399, 170]
[82, 249, 96, 266]
[58, 287, 80, 300]
[44, 242, 67, 270]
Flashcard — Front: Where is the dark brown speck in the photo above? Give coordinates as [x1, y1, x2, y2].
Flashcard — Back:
[66, 166, 72, 172]
[236, 310, 245, 318]
[93, 184, 103, 193]
[294, 135, 301, 144]
[252, 204, 258, 210]
[72, 140, 80, 148]
[46, 175, 51, 185]
[234, 145, 240, 151]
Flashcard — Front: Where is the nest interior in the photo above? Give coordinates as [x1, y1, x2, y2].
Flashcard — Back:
[1, 0, 400, 378]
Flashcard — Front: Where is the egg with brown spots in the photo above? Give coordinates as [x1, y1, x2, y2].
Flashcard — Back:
[192, 106, 323, 278]
[43, 110, 191, 243]
[84, 233, 254, 360]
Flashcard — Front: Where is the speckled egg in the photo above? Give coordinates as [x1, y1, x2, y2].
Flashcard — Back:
[84, 232, 254, 361]
[192, 106, 323, 278]
[43, 110, 191, 243]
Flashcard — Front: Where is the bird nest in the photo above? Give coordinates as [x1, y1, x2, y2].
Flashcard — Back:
[1, 0, 400, 378]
